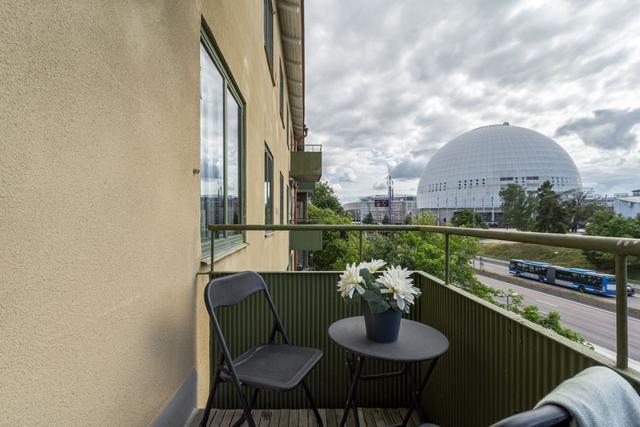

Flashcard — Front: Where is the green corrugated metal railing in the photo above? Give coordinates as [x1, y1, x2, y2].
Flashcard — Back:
[208, 271, 640, 426]
[209, 223, 640, 370]
[414, 272, 640, 426]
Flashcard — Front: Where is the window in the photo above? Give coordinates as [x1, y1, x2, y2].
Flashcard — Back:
[200, 33, 244, 259]
[264, 145, 274, 225]
[280, 173, 285, 224]
[286, 183, 291, 224]
[264, 0, 274, 71]
[279, 63, 284, 123]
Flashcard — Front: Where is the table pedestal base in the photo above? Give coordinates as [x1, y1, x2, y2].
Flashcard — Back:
[339, 353, 439, 427]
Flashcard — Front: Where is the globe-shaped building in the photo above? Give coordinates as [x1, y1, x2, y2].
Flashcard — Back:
[417, 123, 582, 224]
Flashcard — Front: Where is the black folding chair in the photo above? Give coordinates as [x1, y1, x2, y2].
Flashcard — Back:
[491, 404, 571, 427]
[200, 272, 324, 427]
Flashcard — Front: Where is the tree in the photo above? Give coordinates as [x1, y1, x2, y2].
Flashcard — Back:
[584, 209, 640, 267]
[308, 204, 359, 270]
[362, 212, 374, 224]
[310, 181, 344, 214]
[381, 214, 390, 224]
[561, 190, 600, 233]
[367, 213, 495, 302]
[451, 209, 487, 228]
[533, 181, 569, 233]
[499, 184, 535, 230]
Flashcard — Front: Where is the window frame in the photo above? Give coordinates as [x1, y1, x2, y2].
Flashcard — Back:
[263, 0, 275, 81]
[279, 62, 285, 126]
[264, 144, 275, 227]
[200, 28, 247, 260]
[280, 172, 285, 224]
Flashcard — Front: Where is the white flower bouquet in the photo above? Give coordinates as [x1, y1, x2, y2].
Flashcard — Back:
[337, 259, 421, 314]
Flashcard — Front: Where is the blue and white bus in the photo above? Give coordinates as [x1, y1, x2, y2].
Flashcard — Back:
[508, 259, 635, 297]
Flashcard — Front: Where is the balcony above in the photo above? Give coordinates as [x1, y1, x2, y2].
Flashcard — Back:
[290, 145, 322, 182]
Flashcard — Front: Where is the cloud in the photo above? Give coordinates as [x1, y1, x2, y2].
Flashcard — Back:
[372, 181, 387, 191]
[555, 109, 640, 150]
[389, 158, 425, 180]
[305, 0, 640, 201]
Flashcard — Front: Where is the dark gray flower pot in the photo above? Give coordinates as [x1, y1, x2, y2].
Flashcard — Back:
[361, 300, 402, 343]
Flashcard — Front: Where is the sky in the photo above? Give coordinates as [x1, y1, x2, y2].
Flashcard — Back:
[304, 0, 640, 203]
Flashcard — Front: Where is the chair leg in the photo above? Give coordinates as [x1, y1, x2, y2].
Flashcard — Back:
[200, 369, 222, 427]
[231, 389, 260, 427]
[302, 380, 323, 426]
[229, 377, 256, 427]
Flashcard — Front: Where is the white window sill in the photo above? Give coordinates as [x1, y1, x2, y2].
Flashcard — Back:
[200, 243, 248, 266]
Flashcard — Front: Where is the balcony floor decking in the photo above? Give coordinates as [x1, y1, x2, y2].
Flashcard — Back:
[190, 408, 422, 427]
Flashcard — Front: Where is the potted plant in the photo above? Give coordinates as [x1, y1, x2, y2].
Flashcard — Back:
[337, 259, 421, 342]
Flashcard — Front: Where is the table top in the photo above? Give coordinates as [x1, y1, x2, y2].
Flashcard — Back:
[328, 317, 449, 362]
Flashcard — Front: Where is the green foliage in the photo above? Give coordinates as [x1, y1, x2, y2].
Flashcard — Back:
[308, 204, 360, 270]
[534, 181, 569, 233]
[362, 212, 374, 224]
[312, 182, 589, 348]
[367, 213, 493, 302]
[499, 184, 535, 230]
[494, 290, 591, 347]
[584, 209, 640, 268]
[381, 214, 390, 224]
[310, 181, 344, 214]
[520, 305, 591, 346]
[359, 269, 392, 314]
[561, 189, 601, 233]
[451, 209, 488, 228]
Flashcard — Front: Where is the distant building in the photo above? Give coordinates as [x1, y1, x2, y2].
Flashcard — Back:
[417, 123, 582, 224]
[344, 195, 417, 224]
[342, 202, 362, 222]
[614, 190, 640, 218]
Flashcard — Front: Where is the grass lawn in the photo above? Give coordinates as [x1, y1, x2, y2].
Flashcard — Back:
[480, 242, 640, 282]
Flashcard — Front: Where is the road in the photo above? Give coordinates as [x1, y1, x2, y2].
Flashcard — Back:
[475, 257, 640, 309]
[478, 274, 640, 367]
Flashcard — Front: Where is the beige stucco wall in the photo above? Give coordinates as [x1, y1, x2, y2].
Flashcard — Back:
[0, 0, 295, 425]
[195, 0, 296, 407]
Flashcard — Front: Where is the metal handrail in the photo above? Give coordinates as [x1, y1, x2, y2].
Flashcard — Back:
[294, 144, 322, 152]
[207, 223, 640, 370]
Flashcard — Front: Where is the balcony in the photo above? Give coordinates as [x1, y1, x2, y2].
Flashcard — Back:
[290, 144, 322, 182]
[201, 224, 640, 426]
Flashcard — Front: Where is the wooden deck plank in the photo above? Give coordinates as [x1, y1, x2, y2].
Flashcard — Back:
[318, 408, 327, 427]
[381, 408, 397, 426]
[194, 408, 425, 426]
[278, 408, 288, 427]
[258, 409, 271, 427]
[288, 409, 299, 427]
[371, 407, 386, 427]
[325, 408, 337, 427]
[211, 409, 227, 427]
[268, 409, 280, 427]
[362, 408, 376, 427]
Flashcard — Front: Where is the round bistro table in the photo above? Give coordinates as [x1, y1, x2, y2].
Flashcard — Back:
[328, 317, 449, 427]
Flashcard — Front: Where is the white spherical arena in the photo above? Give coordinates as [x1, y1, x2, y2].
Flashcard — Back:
[416, 123, 582, 223]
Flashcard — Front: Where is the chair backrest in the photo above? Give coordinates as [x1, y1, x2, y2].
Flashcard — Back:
[205, 271, 267, 310]
[491, 404, 571, 427]
[204, 272, 290, 358]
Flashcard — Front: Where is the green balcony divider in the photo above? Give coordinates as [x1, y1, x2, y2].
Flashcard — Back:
[290, 151, 322, 181]
[209, 272, 422, 409]
[295, 180, 316, 192]
[289, 230, 323, 250]
[414, 272, 640, 426]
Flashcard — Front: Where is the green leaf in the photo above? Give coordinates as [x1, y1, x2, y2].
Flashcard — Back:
[362, 289, 381, 303]
[360, 268, 373, 285]
[367, 299, 390, 314]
